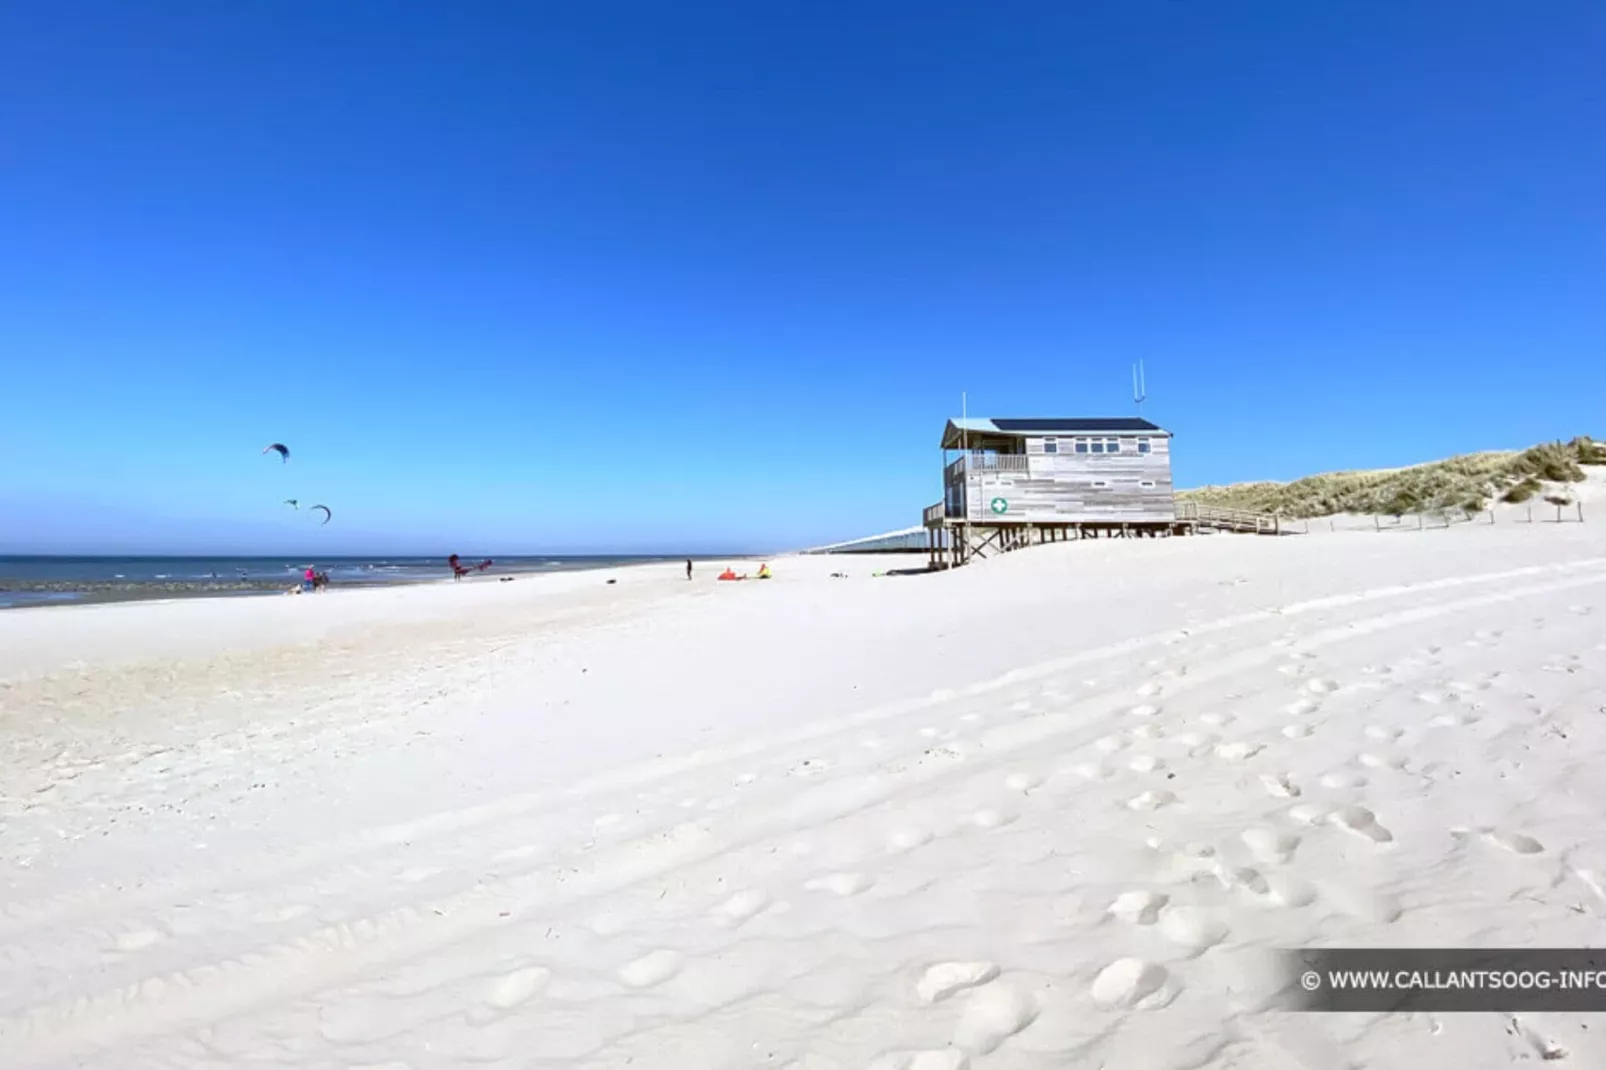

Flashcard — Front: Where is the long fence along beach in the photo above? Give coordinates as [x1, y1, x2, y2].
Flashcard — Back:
[5, 4, 1605, 1068]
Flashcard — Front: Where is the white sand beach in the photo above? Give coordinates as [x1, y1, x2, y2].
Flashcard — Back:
[4, 519, 1606, 1068]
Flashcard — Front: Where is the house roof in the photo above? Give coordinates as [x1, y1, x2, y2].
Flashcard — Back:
[941, 416, 1167, 448]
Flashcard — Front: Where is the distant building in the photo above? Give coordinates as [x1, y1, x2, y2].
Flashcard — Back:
[938, 416, 1174, 523]
[921, 416, 1179, 566]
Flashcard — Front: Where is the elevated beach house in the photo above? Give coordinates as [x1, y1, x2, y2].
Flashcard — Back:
[921, 416, 1177, 566]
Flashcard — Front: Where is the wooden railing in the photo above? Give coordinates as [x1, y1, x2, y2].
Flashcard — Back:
[923, 502, 946, 526]
[944, 452, 1031, 480]
[1176, 500, 1284, 535]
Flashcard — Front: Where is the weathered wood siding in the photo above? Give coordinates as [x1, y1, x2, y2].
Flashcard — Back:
[955, 434, 1174, 523]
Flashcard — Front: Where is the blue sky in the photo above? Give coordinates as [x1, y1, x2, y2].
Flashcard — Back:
[2, 1, 1602, 554]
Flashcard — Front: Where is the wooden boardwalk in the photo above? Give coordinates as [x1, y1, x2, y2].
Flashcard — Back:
[1174, 501, 1289, 536]
[920, 500, 1294, 569]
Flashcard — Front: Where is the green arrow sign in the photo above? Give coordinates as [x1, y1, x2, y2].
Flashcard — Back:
[990, 497, 1008, 515]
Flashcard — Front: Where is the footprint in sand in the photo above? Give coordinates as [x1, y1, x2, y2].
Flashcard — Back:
[1282, 724, 1315, 739]
[1004, 772, 1042, 793]
[1126, 790, 1176, 811]
[1319, 770, 1368, 789]
[888, 828, 935, 853]
[916, 961, 1000, 1003]
[955, 983, 1039, 1056]
[971, 809, 1018, 830]
[486, 965, 552, 1009]
[1128, 754, 1165, 773]
[1256, 872, 1317, 908]
[1305, 679, 1340, 695]
[1129, 704, 1162, 719]
[1260, 773, 1300, 798]
[1430, 712, 1479, 728]
[1136, 681, 1164, 698]
[1485, 830, 1544, 855]
[1329, 805, 1394, 843]
[1364, 725, 1404, 742]
[1287, 804, 1330, 827]
[1198, 712, 1234, 727]
[1095, 734, 1127, 753]
[618, 950, 685, 988]
[805, 872, 873, 896]
[1214, 741, 1264, 761]
[1108, 890, 1168, 924]
[1285, 697, 1322, 716]
[718, 889, 772, 925]
[1176, 732, 1220, 757]
[1359, 752, 1407, 771]
[1242, 827, 1301, 864]
[1158, 906, 1229, 955]
[1091, 958, 1174, 1009]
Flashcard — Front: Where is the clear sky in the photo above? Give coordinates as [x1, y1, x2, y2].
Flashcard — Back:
[2, 2, 1602, 555]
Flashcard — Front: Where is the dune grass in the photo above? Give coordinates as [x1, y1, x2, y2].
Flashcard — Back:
[1180, 437, 1601, 519]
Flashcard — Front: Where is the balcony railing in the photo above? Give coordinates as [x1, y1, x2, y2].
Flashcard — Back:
[923, 502, 946, 526]
[944, 452, 1031, 480]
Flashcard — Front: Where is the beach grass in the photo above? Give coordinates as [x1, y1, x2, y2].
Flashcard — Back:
[1179, 436, 1602, 518]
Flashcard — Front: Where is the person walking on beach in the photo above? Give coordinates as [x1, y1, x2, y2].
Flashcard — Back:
[303, 566, 315, 594]
[686, 559, 693, 581]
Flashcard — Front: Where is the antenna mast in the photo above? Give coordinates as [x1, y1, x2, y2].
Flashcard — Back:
[1132, 360, 1147, 414]
[961, 391, 969, 562]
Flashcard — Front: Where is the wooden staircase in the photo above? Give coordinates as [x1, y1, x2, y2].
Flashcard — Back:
[1175, 501, 1292, 535]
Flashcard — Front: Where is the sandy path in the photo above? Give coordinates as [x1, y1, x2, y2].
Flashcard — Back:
[3, 528, 1604, 1068]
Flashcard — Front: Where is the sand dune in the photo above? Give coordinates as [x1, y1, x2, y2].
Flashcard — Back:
[3, 522, 1605, 1068]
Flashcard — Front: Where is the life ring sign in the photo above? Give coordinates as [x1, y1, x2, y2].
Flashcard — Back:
[990, 497, 1009, 515]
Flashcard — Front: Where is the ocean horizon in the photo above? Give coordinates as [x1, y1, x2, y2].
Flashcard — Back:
[0, 553, 744, 609]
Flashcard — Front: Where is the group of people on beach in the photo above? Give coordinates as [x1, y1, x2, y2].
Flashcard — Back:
[686, 560, 771, 581]
[290, 566, 329, 595]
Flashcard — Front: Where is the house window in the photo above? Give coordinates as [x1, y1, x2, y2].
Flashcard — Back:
[1090, 440, 1105, 454]
[1137, 438, 1151, 454]
[1074, 439, 1089, 454]
[1043, 437, 1058, 455]
[1105, 438, 1121, 453]
[1139, 480, 1156, 489]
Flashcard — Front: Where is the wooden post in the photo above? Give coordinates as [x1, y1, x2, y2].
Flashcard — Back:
[1527, 505, 1533, 524]
[1417, 513, 1424, 531]
[1374, 515, 1380, 533]
[1580, 502, 1585, 523]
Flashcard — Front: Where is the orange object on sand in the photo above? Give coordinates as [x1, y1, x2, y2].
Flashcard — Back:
[718, 568, 740, 581]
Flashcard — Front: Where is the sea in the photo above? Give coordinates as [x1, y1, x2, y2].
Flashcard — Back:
[0, 555, 696, 609]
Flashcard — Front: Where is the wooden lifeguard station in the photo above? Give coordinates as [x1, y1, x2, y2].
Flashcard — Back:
[922, 416, 1183, 568]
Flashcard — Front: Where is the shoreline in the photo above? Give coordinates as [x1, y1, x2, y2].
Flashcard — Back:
[0, 553, 764, 612]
